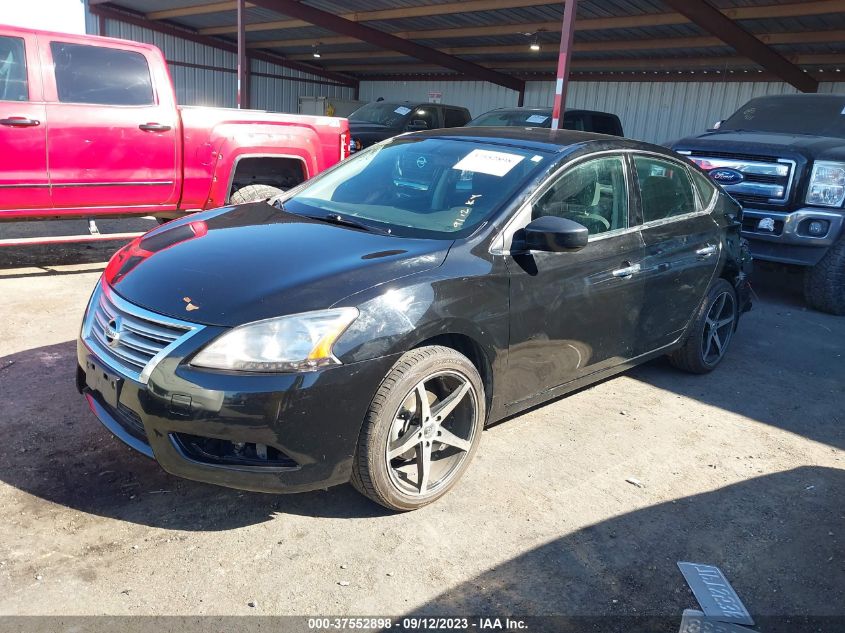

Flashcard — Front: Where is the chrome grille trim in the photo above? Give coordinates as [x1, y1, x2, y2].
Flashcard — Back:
[685, 152, 797, 205]
[81, 283, 205, 384]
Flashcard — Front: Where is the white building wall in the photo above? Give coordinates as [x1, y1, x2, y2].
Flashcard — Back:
[359, 78, 845, 144]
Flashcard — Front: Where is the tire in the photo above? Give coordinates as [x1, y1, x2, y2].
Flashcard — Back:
[351, 346, 486, 512]
[803, 237, 845, 315]
[229, 184, 284, 204]
[669, 278, 738, 374]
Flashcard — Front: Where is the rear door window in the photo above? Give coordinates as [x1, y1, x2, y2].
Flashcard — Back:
[591, 114, 621, 136]
[0, 36, 28, 102]
[633, 155, 698, 222]
[444, 108, 468, 127]
[51, 42, 154, 106]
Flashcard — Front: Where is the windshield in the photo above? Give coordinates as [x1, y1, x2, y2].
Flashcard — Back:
[283, 138, 550, 239]
[349, 102, 416, 127]
[720, 96, 845, 138]
[468, 110, 553, 128]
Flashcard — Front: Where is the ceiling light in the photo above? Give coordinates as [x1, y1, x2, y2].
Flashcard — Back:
[529, 33, 540, 51]
[312, 43, 321, 58]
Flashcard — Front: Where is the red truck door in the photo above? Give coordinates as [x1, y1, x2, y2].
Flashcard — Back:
[0, 32, 50, 210]
[41, 38, 180, 209]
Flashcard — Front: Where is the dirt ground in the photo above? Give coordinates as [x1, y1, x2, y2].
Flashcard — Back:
[0, 219, 842, 630]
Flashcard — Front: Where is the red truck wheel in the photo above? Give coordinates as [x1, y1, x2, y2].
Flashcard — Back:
[230, 184, 283, 205]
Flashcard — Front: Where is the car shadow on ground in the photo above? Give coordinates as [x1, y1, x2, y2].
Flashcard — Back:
[0, 340, 391, 530]
[406, 466, 844, 633]
[628, 266, 844, 451]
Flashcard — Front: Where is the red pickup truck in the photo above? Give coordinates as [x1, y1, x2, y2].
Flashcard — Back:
[0, 25, 349, 234]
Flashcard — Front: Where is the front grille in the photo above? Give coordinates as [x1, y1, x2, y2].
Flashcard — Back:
[687, 151, 795, 206]
[83, 284, 201, 383]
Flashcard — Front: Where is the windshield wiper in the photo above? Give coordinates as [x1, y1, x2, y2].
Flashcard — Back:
[317, 213, 392, 235]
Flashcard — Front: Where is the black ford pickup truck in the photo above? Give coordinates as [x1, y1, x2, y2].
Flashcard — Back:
[672, 94, 845, 314]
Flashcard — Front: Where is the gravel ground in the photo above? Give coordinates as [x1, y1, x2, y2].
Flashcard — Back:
[0, 221, 842, 630]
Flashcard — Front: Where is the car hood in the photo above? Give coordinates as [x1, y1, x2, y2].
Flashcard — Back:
[106, 203, 450, 327]
[674, 130, 845, 160]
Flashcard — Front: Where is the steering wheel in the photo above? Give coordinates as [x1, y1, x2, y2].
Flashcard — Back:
[569, 212, 611, 232]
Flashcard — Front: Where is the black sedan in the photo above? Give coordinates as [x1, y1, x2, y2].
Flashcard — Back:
[78, 128, 751, 511]
[467, 107, 624, 136]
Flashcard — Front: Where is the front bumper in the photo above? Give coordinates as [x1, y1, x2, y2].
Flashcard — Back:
[77, 336, 399, 494]
[740, 207, 844, 266]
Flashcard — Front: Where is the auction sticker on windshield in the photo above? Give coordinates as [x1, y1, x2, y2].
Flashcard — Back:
[394, 106, 412, 115]
[453, 149, 525, 177]
[526, 114, 549, 124]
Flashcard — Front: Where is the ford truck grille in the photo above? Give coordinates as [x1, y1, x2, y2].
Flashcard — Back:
[684, 151, 796, 206]
[82, 283, 202, 383]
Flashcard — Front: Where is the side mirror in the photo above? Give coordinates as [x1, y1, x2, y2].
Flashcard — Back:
[406, 119, 429, 131]
[516, 216, 589, 253]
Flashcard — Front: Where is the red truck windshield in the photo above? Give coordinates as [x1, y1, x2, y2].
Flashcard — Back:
[720, 95, 845, 139]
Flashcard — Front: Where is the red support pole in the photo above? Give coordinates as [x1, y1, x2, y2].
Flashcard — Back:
[236, 0, 248, 109]
[551, 0, 578, 130]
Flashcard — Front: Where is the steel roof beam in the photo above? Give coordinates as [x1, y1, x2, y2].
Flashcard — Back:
[283, 30, 845, 60]
[246, 0, 525, 92]
[197, 0, 562, 35]
[326, 53, 845, 73]
[660, 0, 817, 92]
[200, 0, 845, 37]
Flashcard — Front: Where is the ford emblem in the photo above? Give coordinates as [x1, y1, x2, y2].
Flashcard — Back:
[709, 168, 744, 186]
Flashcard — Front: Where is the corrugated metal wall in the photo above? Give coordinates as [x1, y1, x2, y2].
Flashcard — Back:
[358, 78, 845, 144]
[86, 15, 356, 111]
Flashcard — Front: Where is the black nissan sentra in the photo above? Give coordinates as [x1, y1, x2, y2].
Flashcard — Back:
[78, 128, 751, 511]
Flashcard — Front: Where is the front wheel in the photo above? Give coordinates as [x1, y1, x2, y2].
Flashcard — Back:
[669, 279, 738, 374]
[804, 237, 845, 315]
[351, 346, 485, 511]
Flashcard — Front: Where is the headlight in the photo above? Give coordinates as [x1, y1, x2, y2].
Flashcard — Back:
[191, 307, 358, 372]
[806, 161, 845, 208]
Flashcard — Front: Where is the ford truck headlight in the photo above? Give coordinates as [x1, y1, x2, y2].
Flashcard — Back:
[806, 161, 845, 208]
[192, 308, 358, 372]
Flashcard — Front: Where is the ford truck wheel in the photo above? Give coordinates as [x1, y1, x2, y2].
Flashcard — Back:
[351, 346, 485, 512]
[229, 184, 284, 204]
[804, 237, 845, 316]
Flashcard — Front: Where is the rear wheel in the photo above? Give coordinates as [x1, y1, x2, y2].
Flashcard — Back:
[670, 279, 738, 374]
[351, 346, 485, 511]
[229, 184, 284, 204]
[803, 237, 845, 315]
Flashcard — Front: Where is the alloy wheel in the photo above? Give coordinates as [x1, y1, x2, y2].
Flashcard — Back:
[701, 290, 737, 366]
[385, 370, 479, 496]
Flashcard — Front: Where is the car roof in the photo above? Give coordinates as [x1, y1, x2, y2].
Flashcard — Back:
[482, 107, 618, 118]
[407, 126, 662, 155]
[367, 100, 467, 109]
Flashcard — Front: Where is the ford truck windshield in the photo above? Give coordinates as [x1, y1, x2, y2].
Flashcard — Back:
[720, 95, 845, 139]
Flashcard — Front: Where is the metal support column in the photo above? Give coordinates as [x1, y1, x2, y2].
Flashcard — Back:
[551, 0, 577, 129]
[236, 0, 249, 109]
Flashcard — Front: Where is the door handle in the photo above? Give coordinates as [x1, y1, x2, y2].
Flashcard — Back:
[612, 263, 641, 278]
[139, 123, 171, 132]
[696, 244, 718, 258]
[0, 117, 40, 127]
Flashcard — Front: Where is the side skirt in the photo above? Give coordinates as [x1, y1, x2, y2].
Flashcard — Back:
[492, 340, 682, 424]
